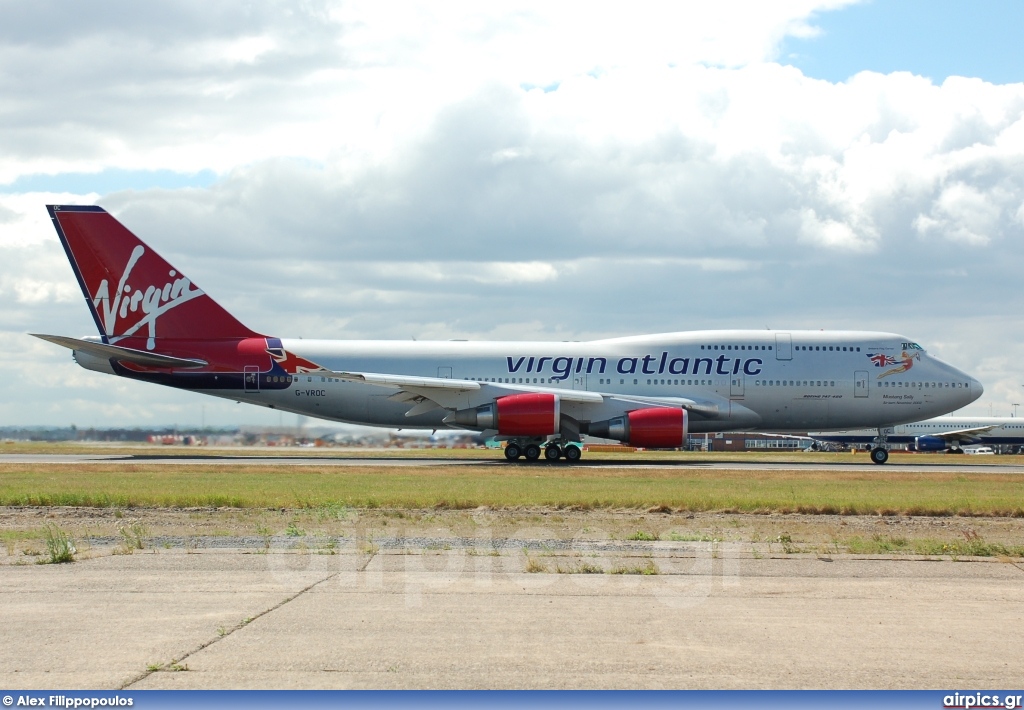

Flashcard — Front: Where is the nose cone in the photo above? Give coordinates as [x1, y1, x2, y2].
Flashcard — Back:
[953, 369, 983, 408]
[969, 376, 984, 403]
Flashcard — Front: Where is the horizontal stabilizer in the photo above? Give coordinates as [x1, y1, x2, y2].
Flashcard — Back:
[32, 334, 208, 369]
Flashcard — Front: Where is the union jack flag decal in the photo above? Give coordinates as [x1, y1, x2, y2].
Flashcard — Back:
[867, 353, 896, 367]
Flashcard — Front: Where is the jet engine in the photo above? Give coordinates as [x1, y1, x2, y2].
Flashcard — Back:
[587, 407, 687, 448]
[446, 393, 560, 436]
[913, 435, 948, 452]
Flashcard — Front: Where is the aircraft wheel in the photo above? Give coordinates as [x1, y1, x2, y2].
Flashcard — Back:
[524, 444, 542, 461]
[564, 445, 582, 463]
[504, 443, 522, 461]
[869, 447, 889, 465]
[949, 447, 964, 454]
[544, 445, 562, 461]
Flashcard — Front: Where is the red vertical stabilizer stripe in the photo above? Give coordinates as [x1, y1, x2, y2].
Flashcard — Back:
[49, 205, 260, 342]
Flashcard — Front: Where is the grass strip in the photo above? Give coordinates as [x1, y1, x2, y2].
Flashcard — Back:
[0, 463, 1023, 516]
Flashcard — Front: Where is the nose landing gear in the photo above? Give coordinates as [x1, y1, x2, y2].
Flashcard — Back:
[870, 428, 890, 465]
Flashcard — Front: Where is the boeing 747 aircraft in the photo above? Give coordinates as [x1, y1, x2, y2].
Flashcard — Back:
[35, 205, 982, 464]
[811, 416, 1024, 453]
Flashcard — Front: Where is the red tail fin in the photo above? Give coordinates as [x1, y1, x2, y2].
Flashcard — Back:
[48, 205, 260, 348]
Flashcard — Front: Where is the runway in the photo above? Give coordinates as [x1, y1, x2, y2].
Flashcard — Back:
[4, 452, 1024, 473]
[1, 545, 1021, 689]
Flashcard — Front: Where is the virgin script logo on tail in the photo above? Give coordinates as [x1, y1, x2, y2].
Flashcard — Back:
[91, 245, 204, 350]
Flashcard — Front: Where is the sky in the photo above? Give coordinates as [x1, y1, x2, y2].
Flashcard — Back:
[2, 0, 1024, 428]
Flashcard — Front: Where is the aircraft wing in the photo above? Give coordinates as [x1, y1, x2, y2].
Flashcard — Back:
[331, 370, 726, 419]
[32, 334, 208, 369]
[333, 371, 484, 393]
[333, 371, 602, 417]
[927, 426, 1000, 442]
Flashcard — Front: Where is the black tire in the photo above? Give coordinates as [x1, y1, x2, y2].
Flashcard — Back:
[949, 447, 965, 454]
[564, 445, 582, 462]
[524, 444, 542, 461]
[504, 443, 522, 461]
[870, 447, 889, 465]
[544, 445, 562, 461]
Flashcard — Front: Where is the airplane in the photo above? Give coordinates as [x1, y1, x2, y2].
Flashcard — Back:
[34, 204, 983, 465]
[809, 416, 1024, 454]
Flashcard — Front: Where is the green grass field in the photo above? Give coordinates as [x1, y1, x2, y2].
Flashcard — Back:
[5, 440, 1024, 464]
[1, 462, 1022, 516]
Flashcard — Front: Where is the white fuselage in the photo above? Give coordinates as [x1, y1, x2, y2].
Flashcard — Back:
[186, 330, 980, 434]
[813, 417, 1024, 447]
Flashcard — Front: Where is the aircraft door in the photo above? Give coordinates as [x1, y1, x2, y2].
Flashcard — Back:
[244, 365, 260, 393]
[573, 373, 588, 391]
[775, 333, 792, 360]
[854, 370, 868, 398]
[730, 375, 744, 399]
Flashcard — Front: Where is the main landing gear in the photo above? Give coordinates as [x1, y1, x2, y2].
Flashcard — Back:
[504, 439, 582, 463]
[869, 428, 890, 465]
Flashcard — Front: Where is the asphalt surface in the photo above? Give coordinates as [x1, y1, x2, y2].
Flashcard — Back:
[1, 547, 1021, 689]
[3, 452, 1024, 473]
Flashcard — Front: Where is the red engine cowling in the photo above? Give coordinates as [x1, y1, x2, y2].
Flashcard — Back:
[587, 407, 687, 448]
[626, 407, 687, 448]
[446, 393, 561, 436]
[495, 393, 560, 436]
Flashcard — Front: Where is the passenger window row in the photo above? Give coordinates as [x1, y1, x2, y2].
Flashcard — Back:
[468, 377, 555, 384]
[794, 346, 862, 352]
[701, 344, 771, 351]
[756, 380, 835, 387]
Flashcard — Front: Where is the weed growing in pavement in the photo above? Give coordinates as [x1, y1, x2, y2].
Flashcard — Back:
[555, 560, 605, 574]
[118, 521, 147, 550]
[314, 536, 338, 555]
[626, 530, 659, 541]
[40, 523, 76, 564]
[666, 531, 719, 542]
[524, 556, 547, 573]
[610, 561, 658, 575]
[315, 503, 354, 522]
[776, 533, 799, 554]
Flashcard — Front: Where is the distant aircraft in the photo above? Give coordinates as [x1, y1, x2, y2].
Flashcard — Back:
[811, 416, 1024, 453]
[35, 205, 982, 464]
